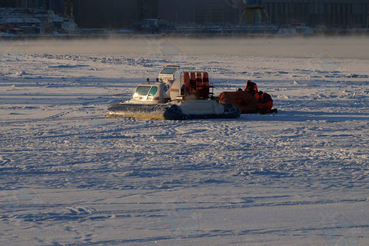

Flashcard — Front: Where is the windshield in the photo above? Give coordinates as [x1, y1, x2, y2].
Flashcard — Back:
[161, 67, 177, 75]
[136, 86, 151, 96]
[149, 86, 158, 96]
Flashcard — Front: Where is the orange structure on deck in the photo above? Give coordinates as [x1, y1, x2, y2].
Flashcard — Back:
[182, 71, 211, 99]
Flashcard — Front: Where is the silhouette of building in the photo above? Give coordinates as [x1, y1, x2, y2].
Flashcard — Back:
[158, 0, 236, 24]
[263, 0, 369, 27]
[1, 0, 158, 28]
[2, 0, 49, 9]
[1, 0, 17, 7]
[73, 0, 158, 28]
[2, 0, 368, 28]
[157, 0, 368, 27]
[0, 0, 71, 16]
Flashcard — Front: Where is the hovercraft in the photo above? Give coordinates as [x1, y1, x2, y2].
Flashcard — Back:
[107, 66, 241, 120]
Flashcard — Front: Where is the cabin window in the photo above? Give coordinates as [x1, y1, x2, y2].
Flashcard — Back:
[161, 67, 177, 74]
[149, 86, 158, 96]
[136, 86, 151, 96]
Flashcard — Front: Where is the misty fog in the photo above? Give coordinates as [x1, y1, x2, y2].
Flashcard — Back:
[11, 37, 369, 60]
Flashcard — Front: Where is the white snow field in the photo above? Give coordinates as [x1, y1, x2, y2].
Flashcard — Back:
[1, 37, 369, 245]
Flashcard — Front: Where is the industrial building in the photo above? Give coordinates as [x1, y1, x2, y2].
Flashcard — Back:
[72, 0, 159, 28]
[1, 0, 368, 28]
[263, 0, 369, 27]
[157, 0, 236, 24]
[1, 0, 74, 17]
[157, 0, 368, 27]
[1, 0, 15, 7]
[2, 0, 50, 9]
[0, 0, 158, 28]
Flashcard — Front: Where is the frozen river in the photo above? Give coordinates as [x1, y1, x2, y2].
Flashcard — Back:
[0, 38, 369, 245]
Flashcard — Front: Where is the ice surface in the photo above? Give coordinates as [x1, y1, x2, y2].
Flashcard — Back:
[0, 38, 369, 245]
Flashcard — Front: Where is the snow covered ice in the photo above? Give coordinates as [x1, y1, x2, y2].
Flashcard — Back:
[0, 37, 369, 245]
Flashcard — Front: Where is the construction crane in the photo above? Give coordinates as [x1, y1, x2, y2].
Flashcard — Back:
[225, 0, 269, 25]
